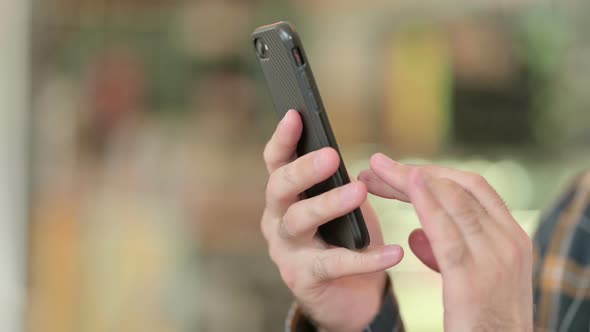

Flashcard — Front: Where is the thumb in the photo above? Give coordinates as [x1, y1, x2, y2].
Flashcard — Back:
[409, 229, 440, 273]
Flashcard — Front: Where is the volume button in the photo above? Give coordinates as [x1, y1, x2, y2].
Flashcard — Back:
[307, 90, 321, 112]
[300, 71, 312, 91]
[300, 71, 319, 111]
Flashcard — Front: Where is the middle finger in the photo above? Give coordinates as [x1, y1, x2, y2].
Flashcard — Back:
[280, 181, 368, 242]
[266, 147, 340, 213]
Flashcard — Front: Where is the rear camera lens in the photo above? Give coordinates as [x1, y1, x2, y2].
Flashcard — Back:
[254, 38, 269, 58]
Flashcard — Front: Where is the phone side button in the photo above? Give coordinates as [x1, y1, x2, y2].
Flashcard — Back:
[300, 71, 312, 91]
[307, 90, 322, 112]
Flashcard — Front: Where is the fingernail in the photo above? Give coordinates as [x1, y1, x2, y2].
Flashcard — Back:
[357, 171, 369, 182]
[380, 245, 401, 261]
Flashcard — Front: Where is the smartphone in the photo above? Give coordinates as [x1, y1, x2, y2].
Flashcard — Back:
[252, 21, 369, 250]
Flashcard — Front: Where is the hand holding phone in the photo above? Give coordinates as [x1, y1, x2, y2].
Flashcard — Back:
[259, 106, 403, 332]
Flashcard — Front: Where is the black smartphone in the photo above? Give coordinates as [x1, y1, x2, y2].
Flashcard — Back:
[252, 21, 369, 250]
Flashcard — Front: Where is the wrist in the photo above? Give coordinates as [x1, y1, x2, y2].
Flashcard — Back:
[319, 272, 390, 332]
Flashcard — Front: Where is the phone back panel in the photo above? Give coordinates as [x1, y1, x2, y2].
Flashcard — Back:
[252, 22, 369, 249]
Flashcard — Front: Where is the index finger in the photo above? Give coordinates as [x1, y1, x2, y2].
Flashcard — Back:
[369, 153, 512, 222]
[263, 110, 302, 173]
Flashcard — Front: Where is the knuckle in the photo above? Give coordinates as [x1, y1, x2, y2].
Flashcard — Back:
[456, 208, 484, 236]
[265, 174, 279, 204]
[311, 193, 333, 219]
[409, 167, 426, 183]
[263, 143, 283, 173]
[444, 180, 470, 209]
[260, 217, 270, 241]
[282, 206, 308, 239]
[311, 256, 329, 280]
[263, 142, 273, 164]
[505, 239, 524, 266]
[265, 168, 296, 208]
[351, 252, 367, 267]
[431, 207, 450, 224]
[278, 216, 294, 240]
[441, 180, 485, 236]
[260, 210, 278, 241]
[282, 164, 298, 188]
[442, 242, 468, 269]
[306, 199, 325, 222]
[469, 174, 507, 210]
[267, 242, 280, 265]
[312, 255, 335, 281]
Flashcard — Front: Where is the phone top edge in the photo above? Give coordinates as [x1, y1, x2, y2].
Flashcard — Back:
[252, 21, 299, 43]
[253, 21, 295, 34]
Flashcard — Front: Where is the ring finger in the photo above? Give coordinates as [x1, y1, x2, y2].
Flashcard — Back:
[279, 181, 368, 243]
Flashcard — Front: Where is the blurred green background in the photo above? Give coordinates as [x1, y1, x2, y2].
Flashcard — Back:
[17, 0, 590, 331]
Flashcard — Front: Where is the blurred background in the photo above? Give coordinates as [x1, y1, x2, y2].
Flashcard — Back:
[1, 0, 589, 331]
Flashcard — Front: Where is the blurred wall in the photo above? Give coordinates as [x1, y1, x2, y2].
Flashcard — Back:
[25, 1, 590, 332]
[0, 0, 30, 331]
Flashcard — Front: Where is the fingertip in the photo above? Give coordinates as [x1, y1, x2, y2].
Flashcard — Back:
[408, 229, 429, 254]
[322, 147, 339, 159]
[408, 228, 440, 272]
[357, 169, 373, 183]
[357, 170, 377, 196]
[380, 244, 404, 266]
[351, 180, 368, 201]
[369, 153, 384, 168]
[370, 153, 395, 170]
[339, 180, 367, 206]
[317, 147, 341, 171]
[279, 109, 302, 135]
[409, 228, 427, 243]
[284, 109, 299, 121]
[359, 179, 368, 191]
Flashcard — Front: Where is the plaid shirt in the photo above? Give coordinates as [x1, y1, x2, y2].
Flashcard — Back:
[533, 171, 590, 331]
[289, 171, 590, 332]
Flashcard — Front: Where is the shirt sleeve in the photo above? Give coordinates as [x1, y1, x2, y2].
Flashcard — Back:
[533, 170, 590, 331]
[286, 276, 405, 332]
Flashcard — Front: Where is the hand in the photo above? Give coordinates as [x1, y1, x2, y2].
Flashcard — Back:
[359, 154, 533, 332]
[260, 110, 405, 332]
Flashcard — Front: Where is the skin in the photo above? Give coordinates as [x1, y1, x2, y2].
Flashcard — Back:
[261, 110, 533, 332]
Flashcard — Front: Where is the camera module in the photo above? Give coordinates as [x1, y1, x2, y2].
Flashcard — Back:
[254, 38, 269, 59]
